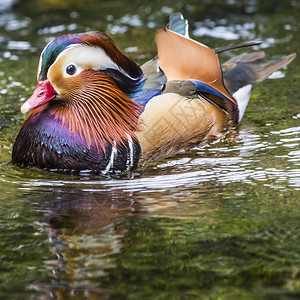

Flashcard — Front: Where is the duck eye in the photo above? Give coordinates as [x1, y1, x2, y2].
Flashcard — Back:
[66, 64, 76, 75]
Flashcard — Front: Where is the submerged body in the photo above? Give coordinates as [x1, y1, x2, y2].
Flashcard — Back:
[12, 13, 295, 173]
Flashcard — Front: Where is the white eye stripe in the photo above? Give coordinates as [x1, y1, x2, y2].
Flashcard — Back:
[46, 44, 138, 80]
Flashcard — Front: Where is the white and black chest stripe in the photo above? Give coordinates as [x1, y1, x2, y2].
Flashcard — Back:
[102, 136, 141, 174]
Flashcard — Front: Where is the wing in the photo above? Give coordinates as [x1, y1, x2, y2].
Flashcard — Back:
[131, 58, 166, 107]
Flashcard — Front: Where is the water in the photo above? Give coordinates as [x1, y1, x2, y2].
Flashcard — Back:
[0, 0, 299, 298]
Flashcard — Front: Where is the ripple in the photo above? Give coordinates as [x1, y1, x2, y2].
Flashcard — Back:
[6, 161, 299, 192]
[5, 17, 30, 31]
[7, 40, 31, 51]
[0, 0, 14, 12]
[271, 126, 300, 135]
[107, 24, 128, 35]
[2, 51, 19, 60]
[193, 26, 240, 40]
[2, 127, 299, 192]
[106, 13, 143, 35]
[124, 46, 138, 53]
[119, 14, 142, 27]
[38, 25, 66, 35]
[193, 21, 256, 40]
[268, 70, 285, 79]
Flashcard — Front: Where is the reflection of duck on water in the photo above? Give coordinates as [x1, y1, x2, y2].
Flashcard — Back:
[34, 186, 144, 298]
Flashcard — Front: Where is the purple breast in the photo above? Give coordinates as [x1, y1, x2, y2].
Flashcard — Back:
[12, 110, 108, 172]
[12, 110, 141, 173]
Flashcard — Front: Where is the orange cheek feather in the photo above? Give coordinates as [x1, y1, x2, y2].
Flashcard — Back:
[49, 71, 142, 152]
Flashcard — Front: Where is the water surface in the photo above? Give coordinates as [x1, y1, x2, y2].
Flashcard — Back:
[0, 0, 299, 299]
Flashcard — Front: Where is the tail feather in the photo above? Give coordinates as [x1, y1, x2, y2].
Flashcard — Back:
[223, 52, 296, 121]
[222, 51, 266, 72]
[223, 53, 296, 95]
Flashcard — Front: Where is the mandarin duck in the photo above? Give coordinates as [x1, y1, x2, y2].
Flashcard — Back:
[12, 13, 295, 173]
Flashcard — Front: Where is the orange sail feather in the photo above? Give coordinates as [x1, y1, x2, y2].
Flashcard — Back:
[156, 29, 237, 104]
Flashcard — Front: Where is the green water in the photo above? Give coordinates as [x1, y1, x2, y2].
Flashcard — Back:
[0, 0, 299, 299]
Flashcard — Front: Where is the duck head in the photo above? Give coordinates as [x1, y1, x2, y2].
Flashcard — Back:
[12, 31, 142, 173]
